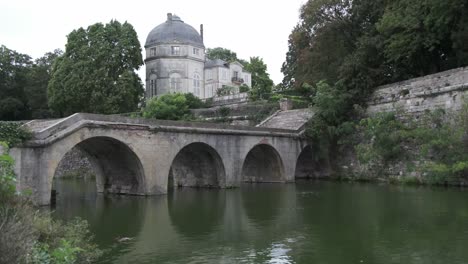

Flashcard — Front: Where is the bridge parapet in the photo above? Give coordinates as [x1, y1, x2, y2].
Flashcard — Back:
[22, 113, 302, 146]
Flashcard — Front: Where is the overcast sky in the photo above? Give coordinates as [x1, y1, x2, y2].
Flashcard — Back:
[1, 0, 306, 85]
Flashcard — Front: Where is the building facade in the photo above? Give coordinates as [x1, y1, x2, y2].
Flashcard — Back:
[145, 13, 251, 99]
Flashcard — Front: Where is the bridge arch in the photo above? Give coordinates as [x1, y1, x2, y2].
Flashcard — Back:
[52, 136, 146, 198]
[168, 142, 226, 188]
[241, 144, 285, 182]
[294, 145, 315, 179]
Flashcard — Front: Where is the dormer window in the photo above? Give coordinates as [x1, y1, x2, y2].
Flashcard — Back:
[150, 48, 156, 56]
[171, 46, 180, 55]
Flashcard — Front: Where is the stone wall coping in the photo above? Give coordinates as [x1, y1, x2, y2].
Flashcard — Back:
[374, 66, 468, 91]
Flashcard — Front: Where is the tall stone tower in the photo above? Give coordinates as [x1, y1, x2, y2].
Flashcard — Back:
[145, 13, 206, 99]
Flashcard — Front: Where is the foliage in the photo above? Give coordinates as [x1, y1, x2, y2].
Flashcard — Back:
[184, 93, 208, 109]
[217, 106, 231, 118]
[283, 0, 468, 173]
[239, 84, 249, 93]
[0, 142, 16, 202]
[244, 57, 274, 99]
[143, 93, 190, 120]
[354, 103, 468, 185]
[205, 47, 239, 62]
[355, 112, 408, 175]
[305, 81, 354, 165]
[0, 136, 102, 263]
[30, 216, 102, 263]
[0, 122, 31, 147]
[26, 49, 63, 119]
[0, 45, 62, 120]
[48, 20, 144, 116]
[216, 85, 235, 96]
[0, 45, 32, 120]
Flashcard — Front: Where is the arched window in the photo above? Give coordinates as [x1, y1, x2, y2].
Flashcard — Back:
[193, 74, 200, 96]
[170, 73, 182, 92]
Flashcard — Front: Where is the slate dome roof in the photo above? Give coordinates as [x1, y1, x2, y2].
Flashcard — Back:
[145, 13, 204, 48]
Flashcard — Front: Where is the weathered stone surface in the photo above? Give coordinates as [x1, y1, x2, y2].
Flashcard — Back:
[257, 109, 314, 130]
[11, 113, 311, 205]
[54, 148, 94, 179]
[367, 67, 468, 116]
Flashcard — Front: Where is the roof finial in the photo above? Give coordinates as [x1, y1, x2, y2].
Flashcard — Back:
[167, 13, 172, 21]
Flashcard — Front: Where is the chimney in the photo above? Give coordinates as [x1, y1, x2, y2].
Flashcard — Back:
[167, 13, 172, 21]
[200, 24, 204, 42]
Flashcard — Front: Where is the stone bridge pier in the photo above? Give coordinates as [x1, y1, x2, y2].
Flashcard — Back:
[11, 113, 314, 205]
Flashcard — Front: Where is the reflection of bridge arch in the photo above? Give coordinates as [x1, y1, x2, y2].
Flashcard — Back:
[169, 142, 225, 188]
[168, 189, 226, 238]
[242, 144, 285, 182]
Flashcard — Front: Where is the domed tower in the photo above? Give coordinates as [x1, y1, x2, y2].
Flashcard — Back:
[145, 13, 205, 99]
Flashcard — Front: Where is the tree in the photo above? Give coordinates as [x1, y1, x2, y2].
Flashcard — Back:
[206, 47, 238, 62]
[25, 49, 63, 118]
[282, 0, 468, 174]
[377, 0, 468, 76]
[244, 57, 274, 98]
[0, 45, 32, 120]
[48, 20, 144, 116]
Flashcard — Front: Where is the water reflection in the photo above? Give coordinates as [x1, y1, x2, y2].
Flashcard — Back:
[53, 179, 468, 264]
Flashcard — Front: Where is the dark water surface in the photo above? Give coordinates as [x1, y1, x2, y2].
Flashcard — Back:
[52, 179, 468, 264]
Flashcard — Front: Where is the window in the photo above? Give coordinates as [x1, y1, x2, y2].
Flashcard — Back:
[233, 71, 239, 78]
[171, 46, 180, 55]
[150, 80, 154, 97]
[193, 74, 200, 96]
[150, 48, 156, 56]
[193, 48, 199, 55]
[222, 70, 227, 80]
[170, 73, 182, 91]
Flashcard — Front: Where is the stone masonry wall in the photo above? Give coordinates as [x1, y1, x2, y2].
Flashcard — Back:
[54, 147, 94, 179]
[367, 67, 468, 117]
[337, 67, 468, 184]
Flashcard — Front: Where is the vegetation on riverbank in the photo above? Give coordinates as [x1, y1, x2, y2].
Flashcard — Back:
[340, 100, 468, 186]
[0, 125, 102, 263]
[282, 0, 468, 183]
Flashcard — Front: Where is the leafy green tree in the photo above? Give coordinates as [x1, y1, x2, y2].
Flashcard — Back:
[143, 93, 190, 120]
[206, 47, 238, 62]
[245, 57, 274, 97]
[377, 0, 468, 76]
[26, 49, 63, 118]
[0, 46, 32, 120]
[48, 20, 144, 116]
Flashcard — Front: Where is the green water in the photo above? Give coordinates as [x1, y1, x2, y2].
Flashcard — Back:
[52, 179, 468, 264]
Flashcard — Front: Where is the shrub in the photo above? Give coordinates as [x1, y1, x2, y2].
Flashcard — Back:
[143, 93, 191, 120]
[0, 140, 102, 264]
[0, 122, 31, 147]
[239, 84, 249, 93]
[184, 93, 206, 109]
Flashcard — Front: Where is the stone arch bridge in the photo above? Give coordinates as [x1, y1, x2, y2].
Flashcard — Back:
[11, 113, 314, 205]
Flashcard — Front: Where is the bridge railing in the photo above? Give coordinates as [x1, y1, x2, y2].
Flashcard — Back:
[24, 113, 304, 142]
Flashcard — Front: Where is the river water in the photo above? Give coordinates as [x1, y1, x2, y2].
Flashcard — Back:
[52, 179, 468, 264]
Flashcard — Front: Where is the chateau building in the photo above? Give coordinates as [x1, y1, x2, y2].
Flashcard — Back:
[145, 13, 252, 99]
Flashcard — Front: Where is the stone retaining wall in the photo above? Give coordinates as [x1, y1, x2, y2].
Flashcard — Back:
[367, 67, 468, 116]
